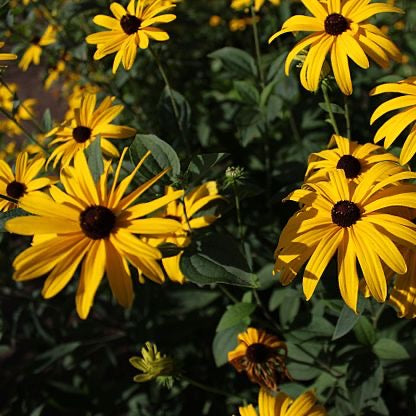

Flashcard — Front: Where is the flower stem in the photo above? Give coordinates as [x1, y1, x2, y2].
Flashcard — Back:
[321, 83, 340, 136]
[149, 47, 192, 158]
[343, 95, 351, 138]
[232, 182, 244, 244]
[250, 5, 265, 88]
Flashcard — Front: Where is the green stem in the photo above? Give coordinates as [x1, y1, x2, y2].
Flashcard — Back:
[250, 5, 265, 88]
[219, 285, 239, 304]
[343, 95, 351, 138]
[252, 289, 282, 334]
[372, 303, 386, 329]
[180, 374, 243, 400]
[149, 47, 191, 158]
[322, 83, 340, 136]
[288, 109, 302, 143]
[232, 182, 244, 243]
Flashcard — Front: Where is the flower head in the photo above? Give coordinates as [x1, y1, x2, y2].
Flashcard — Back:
[129, 342, 176, 385]
[19, 25, 56, 71]
[6, 149, 184, 319]
[238, 388, 326, 416]
[228, 327, 289, 391]
[86, 0, 176, 73]
[275, 163, 416, 311]
[306, 134, 401, 183]
[145, 182, 223, 283]
[0, 152, 54, 211]
[370, 77, 416, 165]
[46, 93, 136, 167]
[268, 0, 402, 95]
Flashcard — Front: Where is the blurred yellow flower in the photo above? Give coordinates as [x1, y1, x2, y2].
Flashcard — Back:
[0, 41, 17, 61]
[86, 0, 176, 73]
[19, 25, 56, 71]
[209, 15, 222, 27]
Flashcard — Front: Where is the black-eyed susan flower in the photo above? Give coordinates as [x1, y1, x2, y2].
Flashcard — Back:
[86, 0, 176, 73]
[18, 25, 56, 71]
[64, 82, 100, 119]
[0, 152, 54, 211]
[370, 77, 416, 165]
[6, 149, 184, 319]
[145, 182, 223, 283]
[129, 342, 176, 384]
[44, 54, 70, 90]
[46, 93, 136, 167]
[389, 247, 416, 319]
[275, 163, 416, 312]
[0, 42, 17, 61]
[268, 0, 402, 95]
[238, 388, 326, 416]
[305, 134, 401, 183]
[228, 327, 290, 392]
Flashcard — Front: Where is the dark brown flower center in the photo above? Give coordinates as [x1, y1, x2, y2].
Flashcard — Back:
[324, 13, 349, 35]
[72, 126, 92, 143]
[246, 343, 271, 364]
[6, 180, 26, 199]
[31, 36, 41, 45]
[331, 200, 360, 227]
[336, 155, 361, 179]
[80, 205, 116, 239]
[120, 14, 142, 35]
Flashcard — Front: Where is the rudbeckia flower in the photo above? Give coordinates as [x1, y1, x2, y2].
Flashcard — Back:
[275, 163, 416, 312]
[0, 152, 54, 211]
[305, 134, 401, 183]
[0, 41, 17, 61]
[6, 149, 184, 319]
[268, 0, 402, 95]
[145, 181, 223, 283]
[238, 389, 326, 416]
[18, 25, 56, 71]
[370, 77, 416, 165]
[228, 327, 290, 391]
[46, 93, 136, 167]
[86, 0, 176, 73]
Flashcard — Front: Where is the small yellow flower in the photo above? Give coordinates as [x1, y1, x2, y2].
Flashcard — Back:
[269, 0, 403, 95]
[46, 93, 136, 167]
[0, 152, 54, 211]
[0, 41, 17, 61]
[6, 149, 184, 319]
[209, 15, 222, 27]
[19, 25, 56, 71]
[86, 0, 176, 73]
[129, 342, 175, 383]
[238, 388, 326, 416]
[44, 54, 70, 90]
[228, 327, 290, 392]
[145, 182, 223, 283]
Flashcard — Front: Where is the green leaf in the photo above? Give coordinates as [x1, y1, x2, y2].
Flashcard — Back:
[180, 234, 258, 288]
[318, 102, 345, 114]
[373, 338, 410, 360]
[42, 108, 52, 132]
[212, 323, 246, 367]
[332, 296, 366, 340]
[286, 362, 321, 381]
[34, 342, 81, 374]
[0, 208, 29, 232]
[129, 134, 181, 182]
[257, 263, 275, 291]
[216, 302, 256, 332]
[85, 135, 104, 183]
[157, 242, 182, 258]
[354, 316, 377, 346]
[234, 80, 260, 105]
[186, 153, 229, 184]
[209, 47, 257, 79]
[159, 88, 191, 136]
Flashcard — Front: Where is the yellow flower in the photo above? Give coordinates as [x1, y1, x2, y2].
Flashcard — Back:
[44, 55, 70, 90]
[19, 25, 56, 71]
[6, 149, 184, 319]
[231, 0, 281, 12]
[268, 0, 402, 95]
[275, 164, 416, 312]
[86, 0, 176, 73]
[370, 77, 416, 165]
[209, 15, 222, 27]
[0, 152, 54, 211]
[0, 41, 17, 61]
[145, 182, 223, 283]
[228, 327, 290, 392]
[239, 389, 326, 416]
[305, 134, 401, 183]
[0, 142, 17, 160]
[46, 93, 136, 167]
[64, 83, 100, 119]
[129, 342, 175, 383]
